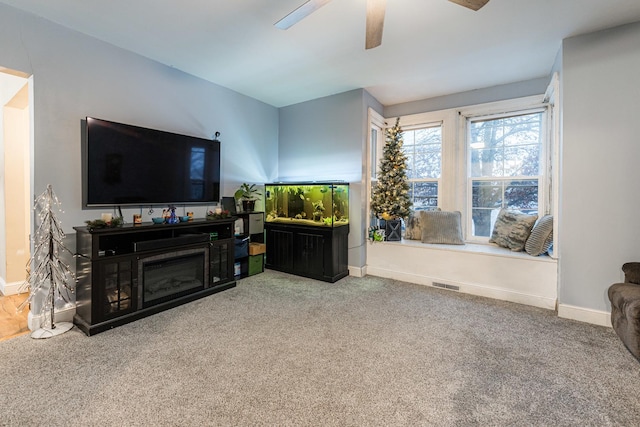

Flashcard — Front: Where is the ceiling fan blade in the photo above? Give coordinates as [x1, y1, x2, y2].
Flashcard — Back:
[365, 0, 386, 50]
[448, 0, 490, 11]
[275, 0, 332, 30]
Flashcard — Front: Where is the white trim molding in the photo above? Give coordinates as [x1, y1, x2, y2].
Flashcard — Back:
[0, 278, 23, 296]
[558, 304, 612, 328]
[348, 265, 366, 278]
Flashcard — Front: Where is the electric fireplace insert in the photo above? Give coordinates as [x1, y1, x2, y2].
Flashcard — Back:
[138, 246, 209, 309]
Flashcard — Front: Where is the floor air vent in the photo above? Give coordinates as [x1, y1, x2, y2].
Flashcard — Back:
[432, 282, 460, 291]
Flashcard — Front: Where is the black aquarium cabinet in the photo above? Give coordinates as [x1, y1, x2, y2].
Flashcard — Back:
[265, 222, 349, 283]
[74, 218, 236, 336]
[264, 182, 349, 283]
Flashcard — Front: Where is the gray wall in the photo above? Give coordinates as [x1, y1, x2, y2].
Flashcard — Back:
[278, 89, 366, 182]
[559, 21, 640, 312]
[278, 89, 383, 269]
[0, 3, 279, 231]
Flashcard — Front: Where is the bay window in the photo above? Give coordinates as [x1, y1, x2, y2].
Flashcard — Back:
[367, 95, 551, 244]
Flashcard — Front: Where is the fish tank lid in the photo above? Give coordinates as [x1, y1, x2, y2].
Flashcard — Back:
[265, 181, 349, 185]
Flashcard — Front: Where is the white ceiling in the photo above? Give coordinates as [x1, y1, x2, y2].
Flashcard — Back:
[3, 0, 640, 108]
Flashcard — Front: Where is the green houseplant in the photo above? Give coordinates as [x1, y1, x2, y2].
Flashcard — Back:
[234, 183, 262, 212]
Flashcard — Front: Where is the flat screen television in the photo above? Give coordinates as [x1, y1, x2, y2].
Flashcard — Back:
[83, 117, 221, 207]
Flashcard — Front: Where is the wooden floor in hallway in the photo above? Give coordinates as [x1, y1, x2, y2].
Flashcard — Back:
[0, 293, 29, 341]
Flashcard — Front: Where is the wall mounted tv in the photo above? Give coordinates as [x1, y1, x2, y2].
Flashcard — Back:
[83, 117, 221, 207]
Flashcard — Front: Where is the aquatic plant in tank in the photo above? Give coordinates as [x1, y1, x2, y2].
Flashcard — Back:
[264, 182, 349, 227]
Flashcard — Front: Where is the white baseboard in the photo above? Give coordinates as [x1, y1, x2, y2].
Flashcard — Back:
[558, 304, 611, 327]
[348, 265, 366, 278]
[367, 266, 557, 311]
[27, 306, 76, 331]
[0, 278, 24, 296]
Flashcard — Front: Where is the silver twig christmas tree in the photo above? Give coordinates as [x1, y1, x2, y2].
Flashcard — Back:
[18, 185, 76, 339]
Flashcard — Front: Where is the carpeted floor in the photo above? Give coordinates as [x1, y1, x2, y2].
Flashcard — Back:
[1, 270, 639, 426]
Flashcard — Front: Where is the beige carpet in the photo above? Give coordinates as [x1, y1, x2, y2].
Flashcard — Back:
[1, 270, 639, 426]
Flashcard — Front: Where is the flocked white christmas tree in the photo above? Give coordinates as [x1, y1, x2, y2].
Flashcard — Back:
[18, 185, 76, 339]
[370, 117, 412, 221]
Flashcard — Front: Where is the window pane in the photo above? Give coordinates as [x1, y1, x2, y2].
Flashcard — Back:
[402, 124, 442, 207]
[410, 182, 438, 210]
[471, 179, 501, 237]
[403, 126, 442, 180]
[470, 148, 501, 177]
[504, 179, 538, 212]
[470, 112, 543, 178]
[472, 180, 502, 209]
[469, 111, 544, 239]
[414, 145, 441, 178]
[503, 145, 540, 176]
[471, 207, 496, 238]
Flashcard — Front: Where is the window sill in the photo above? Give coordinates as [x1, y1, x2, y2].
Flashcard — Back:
[374, 239, 556, 263]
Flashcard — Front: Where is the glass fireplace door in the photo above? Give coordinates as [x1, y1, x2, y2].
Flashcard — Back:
[138, 246, 208, 308]
[97, 258, 134, 322]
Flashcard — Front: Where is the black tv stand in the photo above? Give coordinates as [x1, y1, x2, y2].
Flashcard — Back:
[73, 218, 236, 336]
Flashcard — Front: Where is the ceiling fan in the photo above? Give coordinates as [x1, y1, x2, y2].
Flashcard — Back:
[275, 0, 490, 50]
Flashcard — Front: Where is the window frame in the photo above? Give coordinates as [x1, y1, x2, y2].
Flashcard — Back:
[401, 121, 443, 211]
[367, 108, 385, 228]
[394, 110, 458, 212]
[458, 96, 550, 243]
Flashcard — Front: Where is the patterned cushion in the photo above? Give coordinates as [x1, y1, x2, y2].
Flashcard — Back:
[489, 209, 538, 252]
[421, 210, 464, 245]
[525, 215, 553, 256]
[404, 208, 440, 240]
[404, 212, 423, 240]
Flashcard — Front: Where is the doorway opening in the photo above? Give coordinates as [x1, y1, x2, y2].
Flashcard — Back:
[0, 66, 32, 338]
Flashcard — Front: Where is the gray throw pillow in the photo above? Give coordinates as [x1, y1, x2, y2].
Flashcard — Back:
[421, 210, 464, 245]
[525, 215, 553, 256]
[489, 209, 538, 252]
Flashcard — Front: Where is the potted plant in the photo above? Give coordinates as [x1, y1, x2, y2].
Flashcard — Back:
[234, 183, 262, 212]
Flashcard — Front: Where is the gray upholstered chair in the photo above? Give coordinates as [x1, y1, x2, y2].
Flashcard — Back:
[608, 262, 640, 360]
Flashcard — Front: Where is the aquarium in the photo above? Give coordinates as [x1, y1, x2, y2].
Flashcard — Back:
[265, 182, 349, 228]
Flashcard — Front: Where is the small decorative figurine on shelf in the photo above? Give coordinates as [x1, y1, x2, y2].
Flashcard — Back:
[166, 205, 178, 224]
